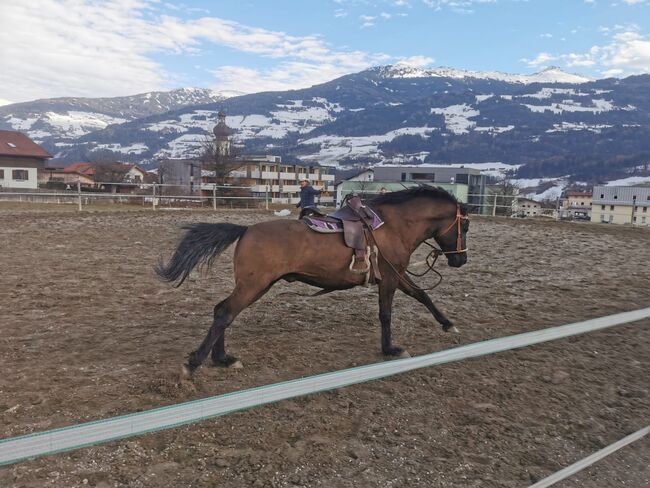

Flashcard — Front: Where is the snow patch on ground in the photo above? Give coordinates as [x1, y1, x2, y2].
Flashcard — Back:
[96, 143, 149, 154]
[521, 88, 590, 99]
[155, 134, 204, 159]
[44, 111, 127, 137]
[546, 122, 613, 133]
[605, 176, 650, 186]
[474, 125, 515, 134]
[475, 94, 494, 102]
[299, 127, 438, 165]
[523, 99, 615, 114]
[430, 104, 479, 134]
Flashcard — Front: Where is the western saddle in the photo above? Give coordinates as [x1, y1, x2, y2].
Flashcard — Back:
[300, 195, 383, 284]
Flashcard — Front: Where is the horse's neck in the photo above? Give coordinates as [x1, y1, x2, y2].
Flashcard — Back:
[378, 200, 446, 253]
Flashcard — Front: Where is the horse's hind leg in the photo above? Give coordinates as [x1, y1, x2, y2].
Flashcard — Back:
[397, 274, 456, 332]
[185, 281, 272, 374]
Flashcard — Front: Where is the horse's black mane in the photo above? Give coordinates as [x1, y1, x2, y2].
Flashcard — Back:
[369, 185, 459, 206]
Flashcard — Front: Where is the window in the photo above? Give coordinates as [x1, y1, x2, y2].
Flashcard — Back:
[643, 217, 647, 224]
[580, 202, 584, 205]
[633, 216, 637, 223]
[455, 173, 469, 184]
[12, 169, 28, 180]
[401, 173, 406, 182]
[6, 142, 16, 148]
[600, 194, 604, 198]
[601, 205, 605, 210]
[410, 173, 435, 181]
[609, 215, 613, 223]
[610, 205, 614, 211]
[643, 207, 647, 213]
[0, 169, 4, 179]
[614, 195, 618, 199]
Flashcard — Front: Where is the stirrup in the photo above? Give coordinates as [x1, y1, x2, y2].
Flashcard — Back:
[349, 248, 371, 274]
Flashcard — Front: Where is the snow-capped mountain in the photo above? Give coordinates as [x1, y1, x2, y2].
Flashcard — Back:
[0, 88, 240, 142]
[5, 65, 650, 183]
[376, 65, 593, 84]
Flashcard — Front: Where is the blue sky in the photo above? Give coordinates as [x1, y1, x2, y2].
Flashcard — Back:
[1, 0, 650, 103]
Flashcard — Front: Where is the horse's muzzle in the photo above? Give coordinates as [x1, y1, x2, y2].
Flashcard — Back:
[446, 253, 467, 268]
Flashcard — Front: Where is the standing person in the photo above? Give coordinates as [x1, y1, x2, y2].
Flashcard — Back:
[296, 179, 322, 211]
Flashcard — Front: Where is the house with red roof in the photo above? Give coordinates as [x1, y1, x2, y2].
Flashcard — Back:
[0, 130, 52, 189]
[44, 161, 154, 192]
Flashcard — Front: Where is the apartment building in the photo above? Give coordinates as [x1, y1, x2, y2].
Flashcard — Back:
[591, 185, 650, 226]
[201, 155, 335, 205]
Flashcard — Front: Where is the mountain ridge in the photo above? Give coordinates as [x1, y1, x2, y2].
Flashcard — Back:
[2, 65, 649, 184]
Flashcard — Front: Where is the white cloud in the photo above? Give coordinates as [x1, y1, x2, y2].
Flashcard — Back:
[0, 0, 396, 102]
[522, 52, 559, 67]
[422, 0, 497, 13]
[621, 0, 649, 4]
[395, 55, 435, 68]
[523, 29, 650, 77]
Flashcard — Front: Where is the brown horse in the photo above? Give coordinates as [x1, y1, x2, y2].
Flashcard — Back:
[156, 186, 469, 374]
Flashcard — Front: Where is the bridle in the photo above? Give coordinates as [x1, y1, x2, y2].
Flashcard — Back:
[403, 204, 469, 289]
[436, 204, 469, 255]
[346, 200, 469, 292]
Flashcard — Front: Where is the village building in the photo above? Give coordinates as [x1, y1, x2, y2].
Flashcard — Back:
[161, 112, 335, 205]
[43, 162, 152, 192]
[591, 185, 650, 226]
[200, 156, 335, 204]
[561, 190, 592, 220]
[372, 165, 487, 210]
[0, 130, 52, 189]
[513, 197, 542, 217]
[334, 165, 487, 209]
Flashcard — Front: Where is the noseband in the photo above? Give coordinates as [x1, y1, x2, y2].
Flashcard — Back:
[437, 205, 469, 255]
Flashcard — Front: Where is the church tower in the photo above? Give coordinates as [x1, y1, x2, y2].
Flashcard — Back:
[212, 110, 232, 156]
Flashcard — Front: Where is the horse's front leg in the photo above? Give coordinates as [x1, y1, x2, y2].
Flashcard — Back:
[378, 280, 409, 357]
[397, 273, 457, 332]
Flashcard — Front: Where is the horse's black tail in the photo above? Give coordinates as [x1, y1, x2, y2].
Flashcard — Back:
[155, 223, 248, 287]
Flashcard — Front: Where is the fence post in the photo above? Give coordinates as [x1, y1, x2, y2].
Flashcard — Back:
[492, 194, 497, 217]
[213, 183, 217, 211]
[265, 185, 269, 210]
[152, 183, 157, 210]
[77, 179, 82, 212]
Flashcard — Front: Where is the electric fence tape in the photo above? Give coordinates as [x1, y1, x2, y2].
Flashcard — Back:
[1, 307, 648, 467]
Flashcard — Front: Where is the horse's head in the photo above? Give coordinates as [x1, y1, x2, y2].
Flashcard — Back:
[434, 203, 469, 268]
[369, 186, 470, 267]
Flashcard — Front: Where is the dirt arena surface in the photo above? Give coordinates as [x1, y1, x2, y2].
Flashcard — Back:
[1, 204, 648, 487]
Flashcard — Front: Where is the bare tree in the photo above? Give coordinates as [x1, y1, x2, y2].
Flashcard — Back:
[200, 134, 242, 186]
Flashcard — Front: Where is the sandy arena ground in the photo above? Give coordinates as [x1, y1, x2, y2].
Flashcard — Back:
[0, 204, 648, 487]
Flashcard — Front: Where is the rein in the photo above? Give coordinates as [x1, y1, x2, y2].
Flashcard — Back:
[361, 203, 468, 292]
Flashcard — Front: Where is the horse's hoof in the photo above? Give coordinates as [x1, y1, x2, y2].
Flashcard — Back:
[212, 355, 243, 369]
[180, 363, 194, 380]
[383, 346, 409, 358]
[451, 326, 460, 334]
